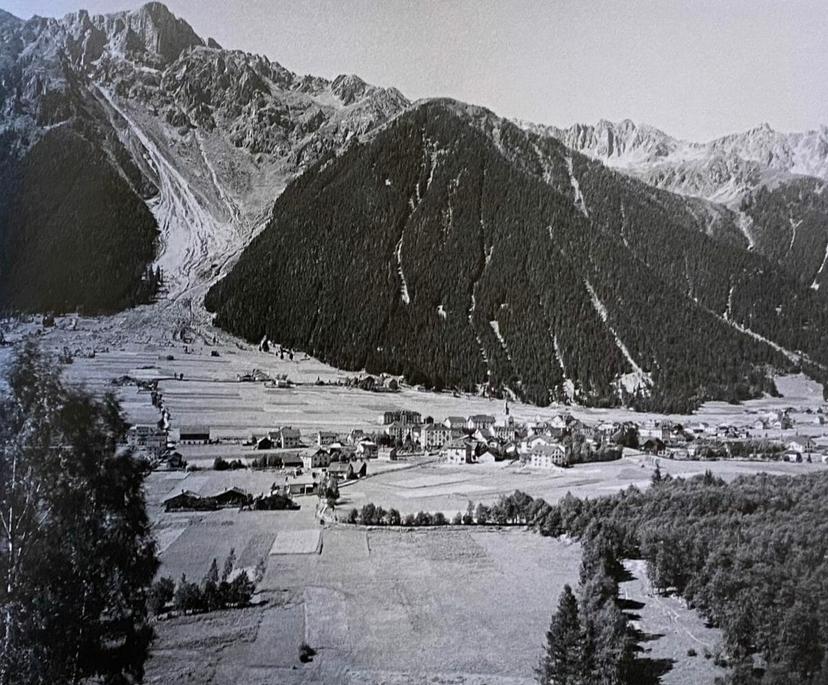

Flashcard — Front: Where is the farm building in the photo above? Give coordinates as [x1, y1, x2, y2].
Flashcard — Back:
[211, 487, 252, 508]
[179, 426, 211, 444]
[163, 490, 209, 512]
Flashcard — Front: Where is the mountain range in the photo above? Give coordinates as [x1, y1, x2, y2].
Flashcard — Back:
[1, 2, 827, 410]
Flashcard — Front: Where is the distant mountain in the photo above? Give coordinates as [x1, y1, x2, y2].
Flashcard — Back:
[207, 100, 828, 412]
[0, 2, 407, 313]
[523, 118, 828, 289]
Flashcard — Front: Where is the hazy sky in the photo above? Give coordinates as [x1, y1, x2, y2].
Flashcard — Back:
[4, 0, 826, 141]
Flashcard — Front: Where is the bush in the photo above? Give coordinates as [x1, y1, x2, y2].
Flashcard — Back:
[299, 642, 316, 663]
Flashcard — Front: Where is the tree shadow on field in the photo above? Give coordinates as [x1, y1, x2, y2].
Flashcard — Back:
[629, 625, 675, 684]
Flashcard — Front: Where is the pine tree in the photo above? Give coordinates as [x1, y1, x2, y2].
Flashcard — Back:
[221, 548, 236, 583]
[539, 584, 585, 684]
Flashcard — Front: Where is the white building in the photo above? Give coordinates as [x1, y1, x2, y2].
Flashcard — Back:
[442, 438, 474, 464]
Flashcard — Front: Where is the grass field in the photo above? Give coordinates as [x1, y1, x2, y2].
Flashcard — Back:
[147, 523, 582, 684]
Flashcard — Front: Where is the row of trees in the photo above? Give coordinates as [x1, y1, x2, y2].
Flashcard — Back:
[346, 494, 538, 527]
[540, 544, 636, 684]
[149, 551, 256, 616]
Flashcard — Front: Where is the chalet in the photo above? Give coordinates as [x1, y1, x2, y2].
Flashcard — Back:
[357, 440, 379, 459]
[422, 423, 452, 450]
[642, 438, 667, 456]
[529, 442, 569, 468]
[442, 438, 474, 464]
[466, 414, 496, 431]
[301, 448, 332, 470]
[317, 431, 338, 447]
[210, 487, 252, 509]
[126, 424, 166, 455]
[256, 436, 274, 450]
[270, 426, 302, 449]
[162, 490, 205, 512]
[179, 425, 211, 444]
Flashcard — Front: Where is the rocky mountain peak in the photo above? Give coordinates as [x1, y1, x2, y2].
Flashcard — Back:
[116, 1, 204, 63]
[331, 73, 369, 105]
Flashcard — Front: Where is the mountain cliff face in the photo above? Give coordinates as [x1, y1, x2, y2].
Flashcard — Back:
[0, 2, 408, 313]
[207, 101, 828, 411]
[524, 119, 828, 289]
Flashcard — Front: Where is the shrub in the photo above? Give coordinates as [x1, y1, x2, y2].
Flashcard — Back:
[299, 642, 316, 663]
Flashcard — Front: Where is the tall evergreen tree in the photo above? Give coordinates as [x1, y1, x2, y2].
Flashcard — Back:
[539, 584, 585, 684]
[0, 341, 158, 684]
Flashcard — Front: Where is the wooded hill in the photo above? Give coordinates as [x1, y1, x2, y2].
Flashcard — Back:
[0, 82, 160, 313]
[206, 100, 828, 411]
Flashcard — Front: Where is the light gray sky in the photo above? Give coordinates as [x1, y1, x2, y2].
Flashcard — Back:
[4, 0, 826, 141]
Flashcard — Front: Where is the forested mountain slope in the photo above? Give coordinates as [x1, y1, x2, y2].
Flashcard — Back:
[207, 101, 828, 411]
[527, 118, 828, 289]
[0, 2, 407, 314]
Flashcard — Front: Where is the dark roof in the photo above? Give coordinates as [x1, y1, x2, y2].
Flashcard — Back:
[180, 425, 210, 435]
[162, 489, 201, 504]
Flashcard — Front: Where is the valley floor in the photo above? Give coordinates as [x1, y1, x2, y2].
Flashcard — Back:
[2, 313, 827, 684]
